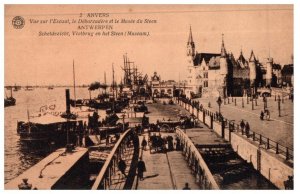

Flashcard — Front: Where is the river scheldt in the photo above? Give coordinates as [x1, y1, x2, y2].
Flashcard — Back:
[4, 87, 105, 183]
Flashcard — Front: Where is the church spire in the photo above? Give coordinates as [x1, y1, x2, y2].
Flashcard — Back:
[221, 34, 227, 57]
[187, 25, 195, 59]
[187, 25, 194, 44]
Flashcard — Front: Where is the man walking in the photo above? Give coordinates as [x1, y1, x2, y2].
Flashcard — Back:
[137, 157, 146, 181]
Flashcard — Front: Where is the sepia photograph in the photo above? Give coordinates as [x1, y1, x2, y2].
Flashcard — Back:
[3, 4, 294, 190]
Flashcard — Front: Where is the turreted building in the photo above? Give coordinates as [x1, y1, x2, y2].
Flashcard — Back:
[184, 26, 276, 98]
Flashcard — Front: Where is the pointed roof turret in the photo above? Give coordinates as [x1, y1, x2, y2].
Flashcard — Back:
[249, 50, 256, 62]
[221, 34, 227, 57]
[238, 49, 246, 64]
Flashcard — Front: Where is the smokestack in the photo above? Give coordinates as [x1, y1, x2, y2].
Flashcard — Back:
[66, 89, 70, 114]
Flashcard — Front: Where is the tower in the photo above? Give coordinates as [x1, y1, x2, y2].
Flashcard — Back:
[220, 34, 228, 75]
[249, 50, 257, 87]
[187, 25, 195, 64]
[266, 57, 273, 86]
[219, 34, 228, 98]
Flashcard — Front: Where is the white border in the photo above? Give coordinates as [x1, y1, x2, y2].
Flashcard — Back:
[1, 0, 298, 193]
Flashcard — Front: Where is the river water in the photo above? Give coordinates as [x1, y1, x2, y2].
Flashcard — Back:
[4, 87, 103, 183]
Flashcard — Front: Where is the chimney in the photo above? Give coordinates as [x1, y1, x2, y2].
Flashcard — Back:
[65, 89, 70, 114]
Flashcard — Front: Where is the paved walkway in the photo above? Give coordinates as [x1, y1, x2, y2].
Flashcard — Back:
[136, 134, 200, 190]
[194, 97, 293, 148]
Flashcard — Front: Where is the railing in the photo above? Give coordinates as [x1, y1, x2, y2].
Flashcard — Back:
[175, 97, 293, 161]
[91, 128, 139, 190]
[176, 128, 220, 190]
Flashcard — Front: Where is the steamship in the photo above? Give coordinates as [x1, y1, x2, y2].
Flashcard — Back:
[16, 89, 82, 147]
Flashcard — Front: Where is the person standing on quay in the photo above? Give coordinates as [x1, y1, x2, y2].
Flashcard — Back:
[142, 136, 147, 151]
[240, 120, 245, 131]
[183, 182, 191, 190]
[137, 157, 146, 181]
[245, 122, 250, 137]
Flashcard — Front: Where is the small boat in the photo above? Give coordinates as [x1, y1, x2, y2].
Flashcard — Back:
[4, 97, 16, 107]
[4, 88, 16, 107]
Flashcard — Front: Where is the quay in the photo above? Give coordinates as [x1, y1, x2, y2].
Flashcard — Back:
[6, 99, 293, 190]
[5, 147, 89, 189]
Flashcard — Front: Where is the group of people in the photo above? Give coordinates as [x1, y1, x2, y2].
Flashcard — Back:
[240, 120, 251, 137]
[260, 109, 270, 120]
[146, 133, 182, 153]
[118, 157, 146, 181]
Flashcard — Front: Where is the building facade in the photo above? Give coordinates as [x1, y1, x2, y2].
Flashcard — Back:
[184, 26, 280, 98]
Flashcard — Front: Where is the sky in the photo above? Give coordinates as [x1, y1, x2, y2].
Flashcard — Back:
[5, 4, 293, 86]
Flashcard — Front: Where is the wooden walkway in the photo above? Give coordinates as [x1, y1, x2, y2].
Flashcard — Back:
[136, 134, 200, 190]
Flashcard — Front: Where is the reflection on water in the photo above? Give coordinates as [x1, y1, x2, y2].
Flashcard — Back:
[4, 87, 99, 183]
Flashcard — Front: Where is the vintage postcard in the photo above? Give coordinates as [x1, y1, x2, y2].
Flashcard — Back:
[4, 4, 293, 190]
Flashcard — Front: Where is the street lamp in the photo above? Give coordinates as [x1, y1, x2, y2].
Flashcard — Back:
[216, 96, 223, 114]
[121, 113, 126, 132]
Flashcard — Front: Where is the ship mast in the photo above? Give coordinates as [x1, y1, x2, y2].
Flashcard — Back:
[112, 63, 115, 113]
[72, 60, 77, 107]
[104, 71, 107, 94]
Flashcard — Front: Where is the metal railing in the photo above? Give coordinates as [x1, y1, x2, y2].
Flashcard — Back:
[176, 128, 220, 189]
[176, 97, 293, 161]
[91, 128, 139, 190]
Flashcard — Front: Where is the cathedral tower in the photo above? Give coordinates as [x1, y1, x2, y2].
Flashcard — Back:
[187, 25, 195, 64]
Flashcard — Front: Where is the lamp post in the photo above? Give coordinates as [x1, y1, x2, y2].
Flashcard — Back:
[217, 96, 223, 114]
[122, 113, 126, 132]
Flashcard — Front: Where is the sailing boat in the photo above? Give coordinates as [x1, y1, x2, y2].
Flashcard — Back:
[4, 88, 16, 107]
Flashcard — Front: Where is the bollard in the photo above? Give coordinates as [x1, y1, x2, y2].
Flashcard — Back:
[259, 134, 262, 145]
[255, 98, 258, 106]
[267, 138, 270, 149]
[252, 99, 254, 110]
[242, 98, 244, 108]
[278, 99, 281, 117]
[276, 143, 279, 154]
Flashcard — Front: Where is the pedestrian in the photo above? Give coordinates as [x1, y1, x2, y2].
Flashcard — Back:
[183, 182, 191, 190]
[260, 111, 264, 120]
[142, 136, 147, 151]
[175, 136, 181, 150]
[118, 158, 127, 178]
[240, 120, 245, 131]
[137, 157, 146, 181]
[245, 122, 250, 137]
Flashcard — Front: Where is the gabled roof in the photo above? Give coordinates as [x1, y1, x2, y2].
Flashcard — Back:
[193, 53, 220, 66]
[237, 51, 247, 64]
[249, 50, 257, 62]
